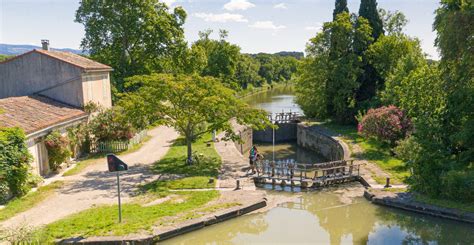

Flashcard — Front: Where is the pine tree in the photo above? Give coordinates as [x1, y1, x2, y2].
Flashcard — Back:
[358, 0, 384, 40]
[333, 0, 349, 20]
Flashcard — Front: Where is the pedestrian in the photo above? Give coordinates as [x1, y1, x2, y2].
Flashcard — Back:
[249, 146, 258, 174]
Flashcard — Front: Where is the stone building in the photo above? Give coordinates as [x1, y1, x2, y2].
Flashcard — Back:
[0, 40, 113, 176]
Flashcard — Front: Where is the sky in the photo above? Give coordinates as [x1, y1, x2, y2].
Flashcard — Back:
[0, 0, 440, 59]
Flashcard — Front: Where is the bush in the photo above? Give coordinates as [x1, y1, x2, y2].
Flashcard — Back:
[358, 105, 412, 145]
[44, 131, 72, 172]
[87, 107, 136, 142]
[0, 127, 32, 197]
[441, 170, 474, 202]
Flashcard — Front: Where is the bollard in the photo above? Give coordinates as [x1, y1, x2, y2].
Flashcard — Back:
[235, 179, 241, 190]
[384, 177, 391, 188]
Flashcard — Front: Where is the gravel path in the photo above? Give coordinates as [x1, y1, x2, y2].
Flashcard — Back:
[0, 126, 179, 229]
[215, 132, 255, 190]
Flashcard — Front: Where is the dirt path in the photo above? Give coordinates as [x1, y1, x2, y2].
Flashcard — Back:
[0, 126, 179, 229]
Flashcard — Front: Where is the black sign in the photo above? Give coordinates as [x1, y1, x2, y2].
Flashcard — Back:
[107, 154, 128, 172]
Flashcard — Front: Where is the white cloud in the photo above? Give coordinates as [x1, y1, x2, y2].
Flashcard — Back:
[249, 21, 286, 30]
[194, 12, 248, 23]
[223, 0, 255, 11]
[305, 23, 323, 32]
[274, 3, 287, 9]
[162, 0, 176, 7]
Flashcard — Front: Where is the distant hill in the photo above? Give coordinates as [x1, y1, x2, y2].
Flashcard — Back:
[274, 51, 304, 59]
[249, 51, 305, 59]
[0, 43, 87, 56]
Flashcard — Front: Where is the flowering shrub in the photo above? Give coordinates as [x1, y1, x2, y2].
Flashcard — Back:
[87, 107, 136, 142]
[45, 131, 72, 171]
[358, 105, 412, 145]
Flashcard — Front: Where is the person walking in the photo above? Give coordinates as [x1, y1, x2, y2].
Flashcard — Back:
[249, 146, 259, 174]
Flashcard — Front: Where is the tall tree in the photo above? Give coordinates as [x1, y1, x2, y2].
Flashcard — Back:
[121, 74, 270, 164]
[75, 0, 187, 93]
[333, 0, 349, 20]
[354, 0, 384, 108]
[358, 0, 384, 40]
[296, 12, 372, 123]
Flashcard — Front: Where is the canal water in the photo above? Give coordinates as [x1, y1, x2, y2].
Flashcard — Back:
[165, 86, 474, 244]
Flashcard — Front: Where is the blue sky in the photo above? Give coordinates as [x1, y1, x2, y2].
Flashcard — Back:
[0, 0, 440, 59]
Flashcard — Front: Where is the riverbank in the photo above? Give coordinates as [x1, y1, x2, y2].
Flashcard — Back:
[364, 189, 474, 224]
[237, 81, 293, 99]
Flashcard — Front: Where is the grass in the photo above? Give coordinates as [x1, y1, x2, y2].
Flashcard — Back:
[152, 134, 221, 177]
[140, 176, 216, 197]
[317, 121, 410, 185]
[414, 194, 474, 213]
[0, 181, 63, 222]
[63, 135, 152, 177]
[35, 190, 220, 242]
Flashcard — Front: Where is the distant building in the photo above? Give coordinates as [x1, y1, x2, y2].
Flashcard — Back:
[0, 40, 113, 176]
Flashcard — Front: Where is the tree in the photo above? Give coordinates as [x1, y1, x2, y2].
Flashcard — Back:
[75, 0, 187, 93]
[121, 74, 271, 164]
[296, 12, 372, 123]
[333, 0, 349, 20]
[235, 54, 262, 89]
[354, 0, 384, 107]
[379, 9, 408, 35]
[367, 34, 425, 84]
[358, 0, 384, 40]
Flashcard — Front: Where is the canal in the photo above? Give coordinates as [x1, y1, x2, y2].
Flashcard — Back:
[165, 85, 474, 244]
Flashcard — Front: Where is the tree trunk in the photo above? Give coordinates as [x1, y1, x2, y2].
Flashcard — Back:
[186, 137, 193, 165]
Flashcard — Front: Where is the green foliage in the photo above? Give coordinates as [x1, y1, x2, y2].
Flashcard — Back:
[333, 0, 349, 20]
[44, 131, 72, 171]
[367, 34, 425, 83]
[402, 0, 474, 201]
[75, 0, 187, 93]
[358, 0, 384, 40]
[0, 54, 12, 62]
[0, 127, 32, 198]
[122, 73, 270, 163]
[296, 12, 372, 123]
[235, 54, 263, 89]
[87, 107, 137, 142]
[379, 9, 408, 35]
[36, 190, 219, 242]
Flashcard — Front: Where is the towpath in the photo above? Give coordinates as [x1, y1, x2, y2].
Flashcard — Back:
[0, 126, 179, 228]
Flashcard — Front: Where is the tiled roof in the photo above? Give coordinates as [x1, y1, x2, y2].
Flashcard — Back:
[0, 95, 88, 135]
[33, 49, 113, 71]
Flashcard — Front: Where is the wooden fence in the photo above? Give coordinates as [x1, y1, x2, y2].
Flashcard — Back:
[90, 130, 148, 153]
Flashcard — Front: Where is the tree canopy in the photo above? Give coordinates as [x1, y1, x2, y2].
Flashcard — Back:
[120, 74, 271, 163]
[75, 0, 187, 93]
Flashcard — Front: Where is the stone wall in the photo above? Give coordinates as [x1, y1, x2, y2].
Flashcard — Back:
[233, 122, 253, 155]
[252, 123, 297, 143]
[296, 124, 350, 161]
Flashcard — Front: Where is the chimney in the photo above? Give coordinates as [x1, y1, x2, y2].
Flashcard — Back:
[41, 39, 50, 51]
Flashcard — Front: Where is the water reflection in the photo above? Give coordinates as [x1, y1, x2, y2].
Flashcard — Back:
[254, 142, 326, 164]
[243, 86, 302, 115]
[164, 191, 474, 244]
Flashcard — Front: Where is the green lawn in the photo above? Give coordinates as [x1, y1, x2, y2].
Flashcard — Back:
[318, 121, 410, 185]
[139, 176, 216, 198]
[0, 181, 63, 222]
[35, 190, 220, 242]
[152, 134, 221, 177]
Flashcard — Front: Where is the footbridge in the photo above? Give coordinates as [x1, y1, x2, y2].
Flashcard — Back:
[253, 159, 361, 188]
